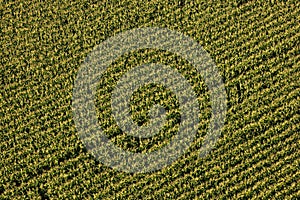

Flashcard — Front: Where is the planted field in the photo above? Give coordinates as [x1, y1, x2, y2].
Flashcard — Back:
[1, 0, 299, 199]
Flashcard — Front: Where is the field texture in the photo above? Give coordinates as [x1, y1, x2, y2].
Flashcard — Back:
[1, 0, 299, 199]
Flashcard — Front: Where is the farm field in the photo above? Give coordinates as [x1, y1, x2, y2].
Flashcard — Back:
[1, 0, 299, 199]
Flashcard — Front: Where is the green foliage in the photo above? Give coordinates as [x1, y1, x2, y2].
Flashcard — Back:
[1, 0, 299, 199]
